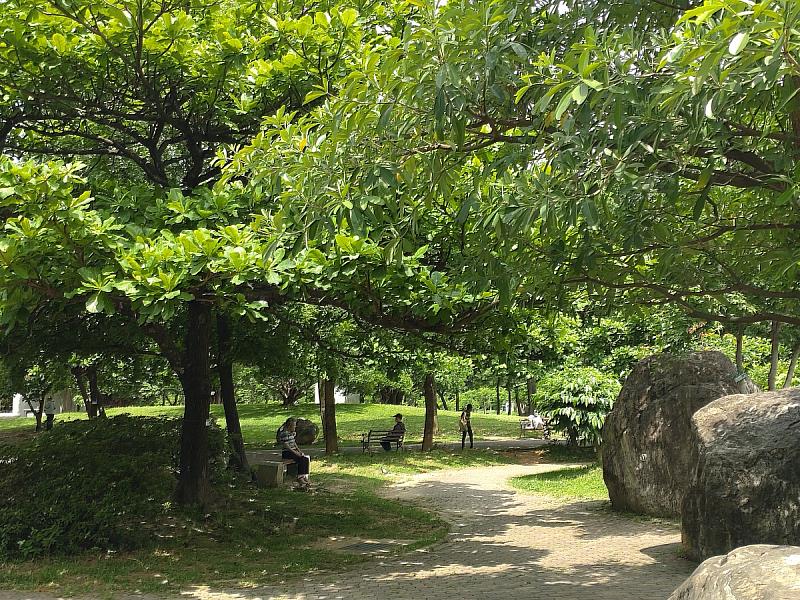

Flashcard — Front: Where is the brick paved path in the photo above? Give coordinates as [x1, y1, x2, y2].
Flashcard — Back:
[0, 464, 695, 600]
[188, 464, 694, 600]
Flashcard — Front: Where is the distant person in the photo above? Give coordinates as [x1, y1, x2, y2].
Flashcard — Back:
[277, 417, 311, 490]
[381, 413, 406, 451]
[460, 404, 474, 449]
[43, 396, 57, 431]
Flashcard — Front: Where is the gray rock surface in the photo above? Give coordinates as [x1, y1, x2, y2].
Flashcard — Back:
[603, 351, 756, 517]
[681, 388, 800, 560]
[294, 418, 319, 445]
[669, 545, 800, 600]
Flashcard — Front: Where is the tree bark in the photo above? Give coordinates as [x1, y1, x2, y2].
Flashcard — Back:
[735, 328, 744, 373]
[71, 367, 92, 417]
[784, 342, 800, 388]
[422, 373, 437, 451]
[506, 379, 512, 415]
[526, 377, 537, 414]
[86, 366, 105, 417]
[768, 320, 782, 391]
[437, 389, 449, 411]
[379, 386, 404, 404]
[175, 301, 213, 506]
[455, 389, 460, 412]
[514, 387, 523, 416]
[216, 314, 249, 473]
[321, 378, 338, 454]
[495, 378, 501, 415]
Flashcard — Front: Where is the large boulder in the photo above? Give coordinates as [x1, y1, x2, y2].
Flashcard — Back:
[681, 388, 800, 561]
[294, 418, 319, 445]
[603, 351, 756, 517]
[668, 545, 800, 600]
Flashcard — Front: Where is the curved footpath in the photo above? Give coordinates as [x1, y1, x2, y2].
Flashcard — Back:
[194, 463, 695, 600]
[0, 464, 695, 600]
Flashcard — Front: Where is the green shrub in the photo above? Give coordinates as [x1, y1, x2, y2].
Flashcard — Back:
[534, 367, 620, 447]
[0, 415, 224, 560]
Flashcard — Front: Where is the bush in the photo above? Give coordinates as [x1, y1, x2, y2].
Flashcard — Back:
[0, 415, 224, 560]
[534, 367, 620, 447]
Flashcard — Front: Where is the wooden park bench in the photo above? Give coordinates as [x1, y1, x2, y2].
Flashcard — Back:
[361, 430, 405, 454]
[520, 416, 551, 440]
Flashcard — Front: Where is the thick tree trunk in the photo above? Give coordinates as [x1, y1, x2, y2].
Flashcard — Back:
[216, 314, 249, 473]
[784, 342, 800, 389]
[495, 378, 501, 415]
[321, 378, 338, 454]
[422, 373, 437, 451]
[735, 329, 744, 373]
[175, 301, 213, 506]
[768, 321, 782, 391]
[279, 380, 303, 406]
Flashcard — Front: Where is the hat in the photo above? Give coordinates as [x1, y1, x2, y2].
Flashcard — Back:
[393, 413, 403, 419]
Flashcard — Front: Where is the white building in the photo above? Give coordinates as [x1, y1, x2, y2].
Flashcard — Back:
[313, 384, 360, 405]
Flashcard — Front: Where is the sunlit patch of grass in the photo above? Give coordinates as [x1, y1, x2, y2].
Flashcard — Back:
[315, 448, 514, 483]
[510, 465, 608, 500]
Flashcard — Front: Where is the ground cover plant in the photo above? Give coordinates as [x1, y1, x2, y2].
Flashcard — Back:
[0, 416, 448, 596]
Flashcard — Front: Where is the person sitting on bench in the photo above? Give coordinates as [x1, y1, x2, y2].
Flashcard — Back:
[381, 413, 406, 451]
[278, 417, 311, 489]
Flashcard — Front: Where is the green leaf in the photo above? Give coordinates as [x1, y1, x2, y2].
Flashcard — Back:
[728, 31, 750, 56]
[303, 89, 327, 104]
[340, 8, 358, 27]
[554, 90, 573, 120]
[571, 83, 589, 105]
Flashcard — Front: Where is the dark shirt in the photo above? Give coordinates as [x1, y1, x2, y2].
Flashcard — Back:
[384, 421, 405, 441]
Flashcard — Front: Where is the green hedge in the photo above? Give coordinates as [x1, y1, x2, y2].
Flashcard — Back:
[0, 415, 224, 560]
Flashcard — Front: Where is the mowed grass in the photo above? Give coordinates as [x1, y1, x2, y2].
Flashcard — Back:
[316, 448, 515, 484]
[510, 465, 608, 501]
[0, 402, 531, 447]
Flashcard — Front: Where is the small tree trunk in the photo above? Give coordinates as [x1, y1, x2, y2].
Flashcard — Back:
[216, 314, 249, 473]
[87, 366, 104, 418]
[437, 389, 449, 411]
[784, 342, 800, 389]
[495, 378, 501, 415]
[322, 378, 338, 454]
[526, 377, 536, 414]
[514, 387, 523, 416]
[25, 397, 42, 431]
[175, 301, 213, 507]
[455, 390, 460, 412]
[768, 321, 782, 391]
[422, 373, 437, 451]
[506, 379, 512, 415]
[735, 328, 744, 373]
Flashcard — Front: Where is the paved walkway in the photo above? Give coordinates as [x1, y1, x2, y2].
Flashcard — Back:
[189, 464, 693, 600]
[0, 464, 695, 600]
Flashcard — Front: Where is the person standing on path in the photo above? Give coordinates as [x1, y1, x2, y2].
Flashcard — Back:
[277, 417, 311, 489]
[460, 403, 474, 449]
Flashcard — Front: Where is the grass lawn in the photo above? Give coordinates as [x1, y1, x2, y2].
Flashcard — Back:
[0, 477, 448, 597]
[509, 465, 608, 500]
[0, 402, 532, 447]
